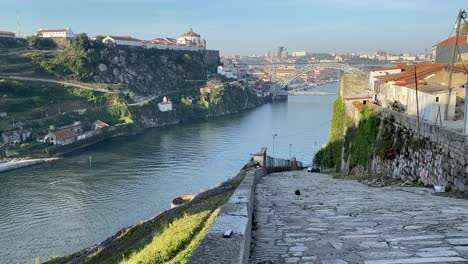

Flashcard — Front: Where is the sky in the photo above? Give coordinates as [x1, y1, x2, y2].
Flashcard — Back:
[1, 0, 467, 55]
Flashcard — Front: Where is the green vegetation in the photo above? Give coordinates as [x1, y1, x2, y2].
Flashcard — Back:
[314, 96, 346, 170]
[31, 34, 102, 80]
[175, 83, 259, 121]
[314, 98, 381, 171]
[42, 170, 248, 264]
[26, 35, 57, 50]
[343, 107, 380, 168]
[0, 37, 27, 49]
[0, 79, 127, 129]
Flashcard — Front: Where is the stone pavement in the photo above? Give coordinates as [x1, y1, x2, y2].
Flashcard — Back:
[249, 170, 468, 264]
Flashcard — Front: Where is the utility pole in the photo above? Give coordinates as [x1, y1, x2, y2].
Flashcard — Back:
[414, 64, 421, 140]
[446, 8, 464, 120]
[272, 133, 278, 157]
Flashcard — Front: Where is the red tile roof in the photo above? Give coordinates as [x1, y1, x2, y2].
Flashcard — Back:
[109, 36, 141, 42]
[94, 120, 109, 127]
[369, 66, 402, 72]
[182, 29, 200, 37]
[0, 31, 15, 35]
[382, 63, 450, 83]
[434, 35, 468, 46]
[53, 128, 77, 140]
[38, 29, 69, 33]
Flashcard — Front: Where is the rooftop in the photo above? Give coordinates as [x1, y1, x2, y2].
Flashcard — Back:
[107, 36, 142, 42]
[0, 31, 15, 35]
[53, 128, 77, 140]
[181, 28, 200, 38]
[37, 29, 70, 33]
[404, 83, 450, 95]
[434, 35, 468, 47]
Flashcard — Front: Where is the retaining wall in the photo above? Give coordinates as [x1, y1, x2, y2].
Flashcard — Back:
[372, 108, 468, 191]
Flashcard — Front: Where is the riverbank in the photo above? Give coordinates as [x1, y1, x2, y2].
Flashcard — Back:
[0, 90, 268, 173]
[0, 157, 59, 173]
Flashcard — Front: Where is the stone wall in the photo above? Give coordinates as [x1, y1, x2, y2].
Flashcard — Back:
[370, 108, 468, 191]
[339, 73, 370, 98]
[342, 103, 468, 192]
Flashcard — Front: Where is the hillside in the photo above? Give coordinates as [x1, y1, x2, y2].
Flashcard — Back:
[0, 36, 264, 159]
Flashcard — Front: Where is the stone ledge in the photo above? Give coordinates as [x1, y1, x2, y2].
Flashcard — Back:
[188, 168, 264, 264]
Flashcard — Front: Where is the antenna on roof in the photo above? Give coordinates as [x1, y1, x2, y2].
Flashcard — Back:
[16, 10, 21, 37]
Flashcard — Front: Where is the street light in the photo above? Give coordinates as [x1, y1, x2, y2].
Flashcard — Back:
[289, 143, 292, 160]
[272, 133, 278, 156]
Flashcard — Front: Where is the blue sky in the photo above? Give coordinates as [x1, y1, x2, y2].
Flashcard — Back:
[1, 0, 467, 55]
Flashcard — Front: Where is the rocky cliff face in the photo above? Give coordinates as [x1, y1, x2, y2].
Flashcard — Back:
[91, 47, 219, 95]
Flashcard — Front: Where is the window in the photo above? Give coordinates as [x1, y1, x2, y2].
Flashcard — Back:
[435, 96, 439, 102]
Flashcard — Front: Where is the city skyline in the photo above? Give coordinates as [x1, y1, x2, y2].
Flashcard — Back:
[2, 0, 467, 55]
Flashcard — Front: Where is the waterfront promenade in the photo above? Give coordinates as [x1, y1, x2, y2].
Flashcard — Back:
[250, 171, 468, 264]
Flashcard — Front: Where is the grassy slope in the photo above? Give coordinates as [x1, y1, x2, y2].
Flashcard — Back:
[43, 168, 248, 264]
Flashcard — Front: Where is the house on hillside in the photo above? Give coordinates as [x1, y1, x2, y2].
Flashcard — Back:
[158, 97, 173, 112]
[433, 35, 468, 63]
[371, 63, 463, 121]
[36, 28, 75, 39]
[45, 128, 77, 146]
[0, 31, 16, 39]
[102, 36, 144, 47]
[93, 120, 109, 130]
[1, 128, 31, 144]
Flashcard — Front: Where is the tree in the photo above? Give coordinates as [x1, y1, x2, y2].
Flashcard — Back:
[461, 22, 468, 35]
[26, 35, 56, 50]
[182, 53, 192, 64]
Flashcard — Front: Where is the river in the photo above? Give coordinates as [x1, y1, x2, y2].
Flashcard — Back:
[0, 83, 337, 263]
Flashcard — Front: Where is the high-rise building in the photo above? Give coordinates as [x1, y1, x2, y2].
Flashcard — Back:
[265, 50, 275, 60]
[277, 46, 286, 58]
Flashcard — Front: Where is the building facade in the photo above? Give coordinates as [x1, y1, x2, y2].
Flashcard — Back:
[36, 28, 75, 39]
[0, 31, 16, 38]
[1, 129, 31, 144]
[433, 35, 468, 63]
[158, 97, 173, 112]
[102, 36, 144, 46]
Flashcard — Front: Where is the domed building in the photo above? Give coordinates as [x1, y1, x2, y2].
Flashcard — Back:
[177, 28, 206, 48]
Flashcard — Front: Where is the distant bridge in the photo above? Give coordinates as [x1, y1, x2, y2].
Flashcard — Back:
[275, 62, 365, 89]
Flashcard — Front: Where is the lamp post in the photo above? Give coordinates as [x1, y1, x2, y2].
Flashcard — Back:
[289, 143, 292, 160]
[272, 133, 278, 156]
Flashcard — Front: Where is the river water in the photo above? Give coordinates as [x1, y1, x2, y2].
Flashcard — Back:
[0, 83, 337, 263]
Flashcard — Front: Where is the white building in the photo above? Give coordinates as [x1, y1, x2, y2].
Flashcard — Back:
[369, 67, 403, 102]
[0, 31, 15, 38]
[158, 97, 173, 112]
[36, 28, 75, 39]
[380, 82, 455, 122]
[386, 55, 401, 61]
[177, 28, 206, 48]
[292, 51, 307, 57]
[102, 36, 144, 47]
[217, 59, 239, 79]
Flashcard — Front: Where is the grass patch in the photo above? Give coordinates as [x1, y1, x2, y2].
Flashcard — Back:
[42, 169, 248, 264]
